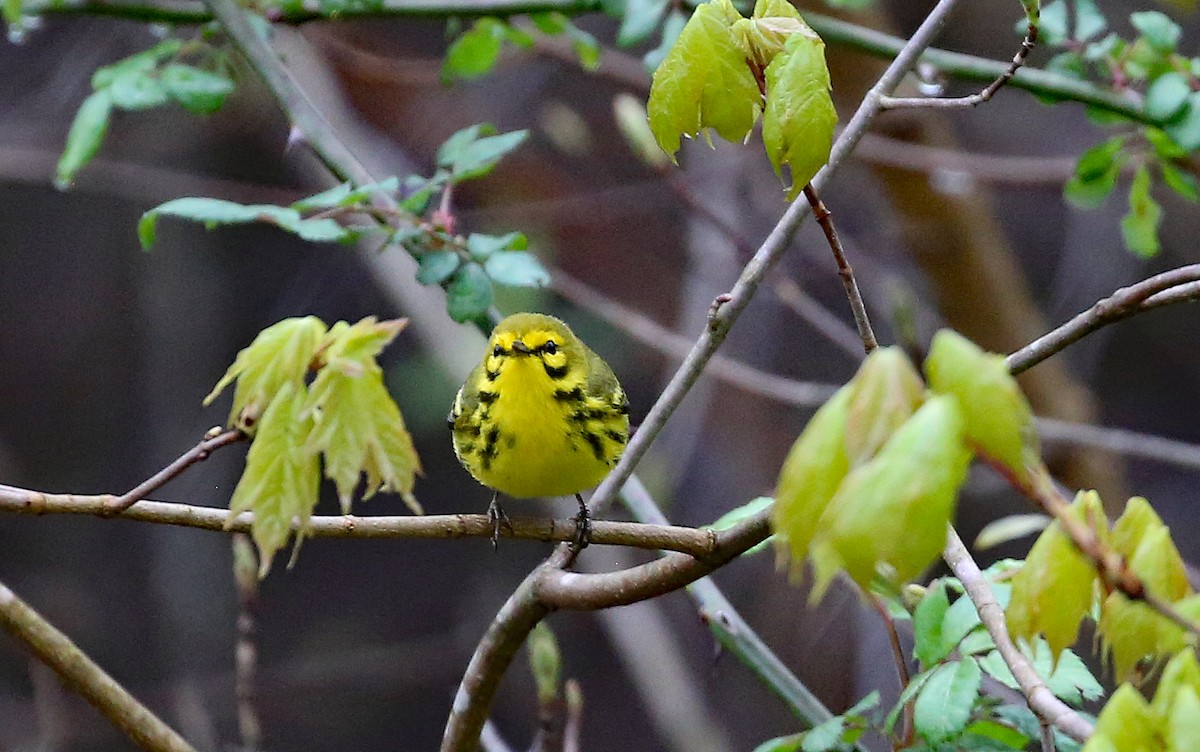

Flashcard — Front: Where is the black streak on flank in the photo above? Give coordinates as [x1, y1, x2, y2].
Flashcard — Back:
[543, 363, 570, 380]
[583, 432, 605, 461]
[554, 387, 584, 402]
[478, 390, 498, 404]
[485, 368, 500, 382]
[605, 429, 626, 443]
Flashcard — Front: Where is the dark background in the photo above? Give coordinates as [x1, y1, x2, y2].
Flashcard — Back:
[3, 2, 1200, 749]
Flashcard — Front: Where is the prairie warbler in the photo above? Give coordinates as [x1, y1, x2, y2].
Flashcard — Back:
[449, 313, 630, 545]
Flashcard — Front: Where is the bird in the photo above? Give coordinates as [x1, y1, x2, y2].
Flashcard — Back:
[448, 312, 630, 548]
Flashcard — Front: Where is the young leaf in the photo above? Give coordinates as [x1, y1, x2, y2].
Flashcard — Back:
[646, 0, 761, 160]
[55, 90, 114, 189]
[924, 329, 1039, 485]
[90, 39, 182, 90]
[442, 17, 507, 83]
[226, 382, 320, 577]
[1085, 683, 1159, 751]
[448, 129, 529, 181]
[761, 27, 836, 198]
[161, 63, 235, 114]
[1121, 164, 1162, 258]
[913, 579, 951, 666]
[1167, 686, 1200, 752]
[772, 385, 852, 568]
[205, 316, 328, 432]
[484, 251, 550, 288]
[303, 319, 422, 514]
[974, 513, 1050, 550]
[446, 261, 494, 323]
[810, 396, 970, 599]
[527, 622, 562, 704]
[1006, 490, 1103, 658]
[913, 659, 982, 744]
[844, 346, 924, 467]
[108, 68, 170, 111]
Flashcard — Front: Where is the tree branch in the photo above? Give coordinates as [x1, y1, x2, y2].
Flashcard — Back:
[103, 428, 243, 516]
[0, 485, 727, 558]
[0, 580, 198, 752]
[942, 527, 1093, 743]
[803, 184, 877, 353]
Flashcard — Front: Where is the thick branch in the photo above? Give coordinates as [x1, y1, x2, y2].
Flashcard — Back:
[0, 580, 198, 752]
[942, 528, 1093, 743]
[0, 486, 723, 558]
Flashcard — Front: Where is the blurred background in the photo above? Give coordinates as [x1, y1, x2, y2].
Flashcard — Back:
[3, 1, 1200, 749]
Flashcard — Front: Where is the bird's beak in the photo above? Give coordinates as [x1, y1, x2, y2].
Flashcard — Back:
[511, 340, 532, 355]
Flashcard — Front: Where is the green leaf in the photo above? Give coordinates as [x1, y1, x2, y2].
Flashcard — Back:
[442, 17, 506, 83]
[772, 384, 852, 570]
[1086, 684, 1159, 751]
[1167, 686, 1200, 752]
[1160, 161, 1199, 202]
[55, 90, 113, 189]
[529, 10, 566, 34]
[800, 716, 846, 752]
[1146, 72, 1191, 123]
[762, 29, 837, 198]
[978, 650, 1018, 690]
[3, 0, 22, 32]
[913, 659, 982, 744]
[467, 231, 527, 260]
[964, 720, 1030, 750]
[205, 316, 328, 432]
[1075, 136, 1127, 180]
[1006, 490, 1103, 659]
[1074, 0, 1107, 42]
[138, 197, 350, 249]
[415, 251, 463, 286]
[1064, 167, 1120, 209]
[1121, 164, 1162, 258]
[1154, 648, 1200, 719]
[109, 68, 170, 110]
[974, 514, 1050, 550]
[844, 347, 925, 467]
[484, 250, 550, 288]
[450, 129, 529, 181]
[618, 0, 668, 46]
[292, 182, 354, 211]
[527, 622, 562, 704]
[1046, 647, 1104, 706]
[303, 319, 421, 514]
[646, 0, 762, 160]
[1034, 1, 1067, 46]
[810, 397, 970, 600]
[751, 734, 803, 752]
[226, 382, 320, 577]
[643, 8, 686, 72]
[1131, 11, 1181, 53]
[446, 261, 494, 323]
[941, 592, 985, 656]
[90, 39, 182, 90]
[884, 668, 934, 735]
[914, 580, 951, 666]
[161, 63, 235, 114]
[437, 123, 492, 167]
[707, 496, 773, 555]
[925, 329, 1039, 485]
[564, 20, 601, 71]
[1165, 93, 1200, 150]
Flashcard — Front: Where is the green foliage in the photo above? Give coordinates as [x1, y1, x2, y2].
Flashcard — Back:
[1121, 165, 1163, 258]
[646, 0, 836, 197]
[57, 38, 233, 187]
[208, 316, 421, 574]
[440, 13, 597, 83]
[843, 347, 924, 467]
[753, 691, 878, 752]
[912, 658, 981, 744]
[707, 496, 773, 556]
[527, 622, 562, 705]
[139, 197, 354, 248]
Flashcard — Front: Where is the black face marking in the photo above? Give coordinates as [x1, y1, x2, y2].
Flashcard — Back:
[616, 401, 629, 415]
[493, 345, 503, 357]
[478, 390, 498, 404]
[486, 368, 500, 382]
[554, 386, 584, 401]
[543, 363, 569, 380]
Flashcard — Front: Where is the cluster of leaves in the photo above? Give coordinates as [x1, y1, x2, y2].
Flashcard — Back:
[442, 12, 601, 82]
[1007, 491, 1200, 680]
[140, 124, 550, 327]
[756, 563, 1103, 751]
[1039, 1, 1199, 256]
[646, 0, 837, 199]
[772, 330, 1039, 601]
[57, 38, 234, 188]
[207, 316, 422, 575]
[1082, 648, 1200, 751]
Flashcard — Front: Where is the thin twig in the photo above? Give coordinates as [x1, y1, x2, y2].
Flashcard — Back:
[942, 528, 1093, 743]
[232, 534, 263, 752]
[802, 184, 877, 353]
[441, 546, 575, 752]
[0, 487, 727, 558]
[1040, 720, 1057, 752]
[0, 580, 199, 752]
[879, 16, 1038, 109]
[868, 595, 911, 738]
[103, 429, 243, 515]
[1007, 264, 1200, 374]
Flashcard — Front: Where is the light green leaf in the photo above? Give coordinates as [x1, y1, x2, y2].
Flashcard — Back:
[415, 251, 463, 286]
[707, 496, 774, 555]
[161, 63, 235, 114]
[646, 0, 762, 160]
[1064, 166, 1120, 209]
[1074, 0, 1107, 42]
[442, 17, 506, 82]
[751, 734, 803, 752]
[1121, 164, 1162, 258]
[1165, 93, 1200, 149]
[467, 231, 528, 260]
[913, 579, 951, 667]
[449, 129, 529, 181]
[564, 20, 601, 71]
[109, 68, 169, 110]
[761, 29, 836, 198]
[924, 329, 1039, 485]
[1160, 161, 1199, 202]
[974, 514, 1050, 550]
[528, 622, 561, 704]
[1074, 136, 1127, 181]
[90, 39, 182, 90]
[1167, 686, 1200, 752]
[303, 318, 421, 514]
[772, 384, 851, 570]
[799, 716, 846, 752]
[446, 261, 494, 323]
[138, 197, 349, 249]
[484, 250, 550, 287]
[1146, 72, 1191, 122]
[205, 316, 328, 432]
[55, 90, 113, 189]
[1085, 684, 1158, 751]
[844, 347, 924, 467]
[617, 0, 668, 47]
[1047, 647, 1105, 706]
[1131, 11, 1182, 53]
[913, 659, 982, 744]
[226, 382, 320, 577]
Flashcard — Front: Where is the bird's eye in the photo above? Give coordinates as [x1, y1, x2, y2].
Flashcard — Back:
[492, 345, 503, 357]
[543, 340, 557, 355]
